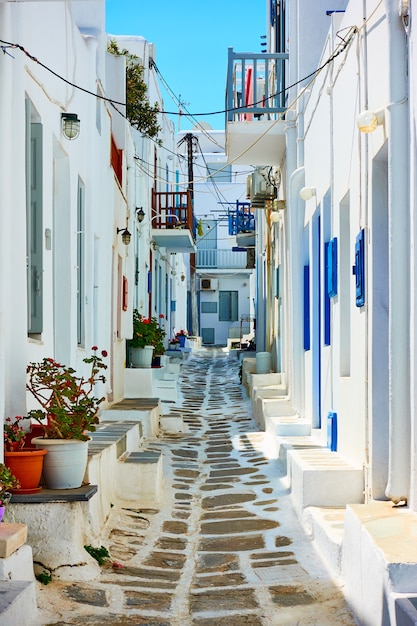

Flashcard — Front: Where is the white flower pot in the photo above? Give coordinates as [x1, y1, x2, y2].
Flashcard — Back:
[31, 438, 89, 489]
[130, 345, 154, 368]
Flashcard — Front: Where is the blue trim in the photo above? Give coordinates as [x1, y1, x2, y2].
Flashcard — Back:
[327, 412, 338, 451]
[303, 265, 310, 350]
[353, 229, 365, 307]
[276, 266, 280, 299]
[147, 270, 152, 294]
[324, 242, 331, 346]
[327, 237, 338, 297]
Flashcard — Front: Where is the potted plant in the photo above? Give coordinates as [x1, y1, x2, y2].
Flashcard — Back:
[129, 310, 165, 368]
[168, 337, 180, 350]
[26, 347, 108, 489]
[4, 415, 48, 493]
[176, 329, 189, 348]
[152, 316, 167, 367]
[0, 464, 20, 522]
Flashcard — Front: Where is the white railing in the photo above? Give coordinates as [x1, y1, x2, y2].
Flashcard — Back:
[197, 248, 247, 269]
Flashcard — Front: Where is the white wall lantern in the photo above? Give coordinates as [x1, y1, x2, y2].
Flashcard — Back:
[356, 109, 385, 133]
[299, 186, 316, 201]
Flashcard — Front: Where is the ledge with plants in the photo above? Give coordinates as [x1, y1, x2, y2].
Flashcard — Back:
[129, 310, 167, 367]
[25, 347, 108, 489]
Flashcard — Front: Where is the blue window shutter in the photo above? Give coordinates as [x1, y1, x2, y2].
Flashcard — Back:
[353, 229, 365, 307]
[219, 291, 238, 322]
[147, 270, 152, 294]
[324, 242, 331, 346]
[303, 265, 310, 350]
[27, 120, 43, 334]
[327, 237, 338, 297]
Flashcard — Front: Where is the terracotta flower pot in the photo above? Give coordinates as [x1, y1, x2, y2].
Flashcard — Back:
[4, 448, 48, 493]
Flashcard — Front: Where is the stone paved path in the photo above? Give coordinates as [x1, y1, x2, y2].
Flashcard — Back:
[34, 349, 358, 625]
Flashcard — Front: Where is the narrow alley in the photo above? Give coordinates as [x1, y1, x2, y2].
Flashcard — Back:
[34, 349, 357, 626]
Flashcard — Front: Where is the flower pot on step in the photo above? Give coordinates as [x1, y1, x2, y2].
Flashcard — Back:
[4, 448, 48, 493]
[130, 345, 154, 368]
[31, 438, 89, 489]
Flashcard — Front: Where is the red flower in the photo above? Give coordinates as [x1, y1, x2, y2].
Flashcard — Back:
[101, 350, 108, 357]
[91, 345, 98, 351]
[159, 313, 165, 319]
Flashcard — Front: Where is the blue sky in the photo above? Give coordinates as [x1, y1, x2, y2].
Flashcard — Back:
[105, 0, 266, 131]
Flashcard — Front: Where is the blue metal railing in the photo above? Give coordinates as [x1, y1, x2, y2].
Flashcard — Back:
[226, 48, 288, 123]
[228, 201, 255, 236]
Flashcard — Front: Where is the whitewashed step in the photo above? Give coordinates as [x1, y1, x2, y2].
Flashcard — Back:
[0, 581, 37, 626]
[116, 451, 164, 505]
[288, 448, 364, 514]
[267, 415, 311, 437]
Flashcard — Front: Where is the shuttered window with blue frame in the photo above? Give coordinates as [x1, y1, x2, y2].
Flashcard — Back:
[353, 229, 365, 307]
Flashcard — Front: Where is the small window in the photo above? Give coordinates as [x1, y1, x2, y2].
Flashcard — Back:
[202, 302, 217, 314]
[206, 163, 232, 183]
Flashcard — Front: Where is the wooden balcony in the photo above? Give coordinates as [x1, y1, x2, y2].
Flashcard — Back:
[151, 189, 196, 253]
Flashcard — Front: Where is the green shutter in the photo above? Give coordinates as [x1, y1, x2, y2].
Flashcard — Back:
[26, 119, 43, 334]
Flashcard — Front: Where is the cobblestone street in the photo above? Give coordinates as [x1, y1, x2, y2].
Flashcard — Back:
[34, 349, 357, 625]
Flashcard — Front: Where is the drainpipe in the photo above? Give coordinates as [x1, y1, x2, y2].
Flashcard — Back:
[255, 211, 267, 353]
[288, 165, 305, 415]
[383, 0, 410, 504]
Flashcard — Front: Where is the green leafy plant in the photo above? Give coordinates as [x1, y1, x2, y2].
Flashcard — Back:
[107, 39, 161, 143]
[36, 570, 52, 585]
[26, 348, 108, 441]
[84, 544, 110, 566]
[130, 311, 166, 351]
[0, 464, 20, 504]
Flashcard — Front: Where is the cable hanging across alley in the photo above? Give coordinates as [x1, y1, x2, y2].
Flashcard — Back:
[0, 25, 358, 120]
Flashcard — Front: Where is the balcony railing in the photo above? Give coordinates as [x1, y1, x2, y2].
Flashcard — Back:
[151, 189, 194, 234]
[226, 48, 288, 123]
[228, 202, 255, 236]
[196, 248, 247, 269]
[150, 189, 196, 252]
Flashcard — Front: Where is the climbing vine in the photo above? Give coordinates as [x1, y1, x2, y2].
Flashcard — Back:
[108, 39, 161, 142]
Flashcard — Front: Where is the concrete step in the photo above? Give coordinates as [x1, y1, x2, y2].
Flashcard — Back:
[301, 506, 346, 577]
[0, 581, 37, 626]
[101, 398, 161, 438]
[159, 414, 185, 434]
[342, 502, 417, 626]
[288, 448, 364, 515]
[266, 415, 311, 437]
[116, 450, 164, 506]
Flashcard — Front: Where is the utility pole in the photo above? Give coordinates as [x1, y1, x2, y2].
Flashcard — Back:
[180, 132, 199, 337]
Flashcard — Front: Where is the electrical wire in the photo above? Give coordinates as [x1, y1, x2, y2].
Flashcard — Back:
[0, 25, 358, 120]
[0, 38, 126, 106]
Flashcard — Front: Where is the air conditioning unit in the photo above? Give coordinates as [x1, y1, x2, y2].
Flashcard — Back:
[250, 167, 276, 207]
[201, 278, 218, 291]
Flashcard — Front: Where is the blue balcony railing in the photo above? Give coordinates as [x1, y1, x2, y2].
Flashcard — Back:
[228, 201, 255, 236]
[226, 48, 288, 123]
